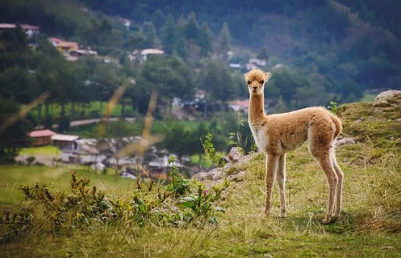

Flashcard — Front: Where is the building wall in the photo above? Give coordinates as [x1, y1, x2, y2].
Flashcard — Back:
[31, 136, 52, 146]
[53, 140, 74, 148]
[60, 152, 106, 164]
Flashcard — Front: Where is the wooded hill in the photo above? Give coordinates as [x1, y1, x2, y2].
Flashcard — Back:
[1, 0, 400, 160]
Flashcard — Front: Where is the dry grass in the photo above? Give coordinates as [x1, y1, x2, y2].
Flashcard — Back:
[1, 99, 401, 257]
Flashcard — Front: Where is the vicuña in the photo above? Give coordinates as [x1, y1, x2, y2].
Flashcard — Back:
[245, 69, 344, 224]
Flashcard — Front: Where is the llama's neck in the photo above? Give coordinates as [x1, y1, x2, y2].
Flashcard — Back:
[249, 94, 266, 123]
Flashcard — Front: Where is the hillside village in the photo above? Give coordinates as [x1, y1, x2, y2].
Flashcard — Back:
[24, 128, 185, 180]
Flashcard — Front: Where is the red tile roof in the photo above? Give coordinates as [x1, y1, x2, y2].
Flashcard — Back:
[49, 37, 64, 43]
[28, 130, 56, 138]
[0, 23, 40, 30]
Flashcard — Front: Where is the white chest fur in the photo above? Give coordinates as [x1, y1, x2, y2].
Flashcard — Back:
[250, 124, 268, 152]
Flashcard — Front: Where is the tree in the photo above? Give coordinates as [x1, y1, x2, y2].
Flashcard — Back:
[0, 98, 33, 162]
[176, 38, 187, 60]
[269, 69, 309, 108]
[136, 55, 194, 116]
[257, 47, 269, 62]
[184, 12, 200, 41]
[218, 22, 231, 59]
[199, 60, 236, 115]
[125, 32, 147, 50]
[199, 21, 213, 57]
[0, 67, 40, 104]
[141, 22, 158, 48]
[161, 14, 176, 54]
[175, 15, 186, 43]
[0, 25, 29, 54]
[151, 9, 166, 31]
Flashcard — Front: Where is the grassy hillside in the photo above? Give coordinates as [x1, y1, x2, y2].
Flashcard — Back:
[0, 166, 135, 213]
[1, 97, 401, 257]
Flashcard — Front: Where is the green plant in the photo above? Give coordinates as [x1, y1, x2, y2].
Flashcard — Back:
[1, 168, 228, 243]
[166, 156, 190, 196]
[180, 179, 228, 225]
[227, 132, 245, 154]
[201, 133, 226, 167]
[327, 101, 339, 114]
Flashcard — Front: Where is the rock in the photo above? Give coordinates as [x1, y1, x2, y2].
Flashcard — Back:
[193, 172, 209, 181]
[228, 147, 244, 163]
[264, 254, 274, 258]
[204, 167, 223, 181]
[335, 137, 355, 147]
[212, 170, 224, 181]
[374, 90, 401, 103]
[224, 162, 232, 170]
[227, 171, 245, 182]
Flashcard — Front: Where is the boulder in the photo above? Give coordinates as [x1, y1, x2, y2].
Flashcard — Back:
[228, 147, 244, 163]
[227, 171, 246, 182]
[193, 172, 209, 181]
[374, 90, 401, 103]
[335, 137, 355, 147]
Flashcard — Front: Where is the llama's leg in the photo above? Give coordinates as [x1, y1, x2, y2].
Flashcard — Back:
[314, 151, 338, 224]
[276, 154, 287, 217]
[265, 153, 279, 216]
[332, 149, 344, 218]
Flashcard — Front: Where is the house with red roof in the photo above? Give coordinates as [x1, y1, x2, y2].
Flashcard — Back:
[0, 23, 40, 39]
[28, 129, 56, 146]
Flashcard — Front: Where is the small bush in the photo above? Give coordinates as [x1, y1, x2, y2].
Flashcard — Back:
[0, 168, 228, 243]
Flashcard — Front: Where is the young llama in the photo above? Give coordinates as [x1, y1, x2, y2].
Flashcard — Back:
[245, 69, 344, 224]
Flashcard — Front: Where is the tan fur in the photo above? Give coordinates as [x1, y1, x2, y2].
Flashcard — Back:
[245, 69, 344, 224]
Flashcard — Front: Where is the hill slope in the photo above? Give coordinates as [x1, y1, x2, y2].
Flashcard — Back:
[1, 94, 401, 257]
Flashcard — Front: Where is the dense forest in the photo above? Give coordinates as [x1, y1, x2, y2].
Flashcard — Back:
[1, 0, 400, 160]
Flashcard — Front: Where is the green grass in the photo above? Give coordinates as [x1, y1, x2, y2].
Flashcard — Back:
[191, 154, 213, 169]
[0, 165, 135, 213]
[19, 146, 60, 156]
[360, 93, 376, 102]
[1, 99, 401, 257]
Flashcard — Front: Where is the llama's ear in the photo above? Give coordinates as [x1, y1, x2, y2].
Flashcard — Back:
[244, 73, 249, 81]
[265, 72, 271, 80]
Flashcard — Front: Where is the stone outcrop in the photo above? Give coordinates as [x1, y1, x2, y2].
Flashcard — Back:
[193, 148, 257, 188]
[374, 90, 401, 103]
[228, 147, 243, 163]
[335, 137, 355, 147]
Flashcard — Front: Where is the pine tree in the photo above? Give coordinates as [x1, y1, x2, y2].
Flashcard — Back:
[176, 38, 187, 59]
[141, 22, 158, 48]
[175, 15, 187, 43]
[184, 12, 200, 41]
[161, 14, 176, 54]
[199, 21, 213, 56]
[218, 22, 231, 59]
[257, 47, 269, 62]
[151, 9, 167, 31]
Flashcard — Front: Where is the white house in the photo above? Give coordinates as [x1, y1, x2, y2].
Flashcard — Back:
[60, 139, 106, 164]
[228, 99, 249, 112]
[249, 58, 267, 67]
[141, 49, 164, 61]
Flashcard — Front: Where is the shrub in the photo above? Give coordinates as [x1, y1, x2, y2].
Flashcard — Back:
[0, 168, 228, 243]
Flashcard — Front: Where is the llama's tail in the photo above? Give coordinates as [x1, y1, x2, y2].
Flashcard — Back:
[330, 114, 342, 139]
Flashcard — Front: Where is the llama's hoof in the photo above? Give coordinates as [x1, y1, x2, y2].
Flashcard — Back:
[321, 217, 332, 224]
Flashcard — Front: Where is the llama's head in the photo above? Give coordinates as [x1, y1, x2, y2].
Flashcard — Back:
[244, 69, 271, 96]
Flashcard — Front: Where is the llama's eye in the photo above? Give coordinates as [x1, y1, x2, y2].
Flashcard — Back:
[247, 80, 251, 85]
[260, 80, 264, 84]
